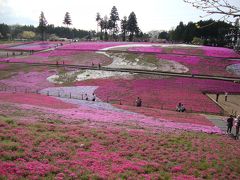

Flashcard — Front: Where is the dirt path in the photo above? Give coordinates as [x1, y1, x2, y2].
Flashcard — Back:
[207, 94, 240, 116]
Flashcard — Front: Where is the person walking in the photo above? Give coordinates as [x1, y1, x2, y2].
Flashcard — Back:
[84, 94, 89, 101]
[235, 115, 240, 140]
[216, 93, 219, 102]
[226, 115, 234, 134]
[92, 93, 96, 101]
[224, 92, 228, 102]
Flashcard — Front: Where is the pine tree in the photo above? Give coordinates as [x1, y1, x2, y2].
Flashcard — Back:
[121, 16, 128, 41]
[63, 12, 72, 26]
[127, 12, 139, 41]
[109, 6, 119, 39]
[38, 11, 47, 41]
[103, 15, 109, 40]
[96, 13, 103, 40]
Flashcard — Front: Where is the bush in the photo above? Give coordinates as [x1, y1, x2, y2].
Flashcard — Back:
[192, 37, 204, 45]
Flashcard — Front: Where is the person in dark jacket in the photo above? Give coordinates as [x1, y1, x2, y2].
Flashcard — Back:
[227, 115, 234, 134]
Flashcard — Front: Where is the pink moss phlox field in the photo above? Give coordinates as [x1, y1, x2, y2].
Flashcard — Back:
[0, 70, 55, 90]
[171, 48, 202, 56]
[32, 49, 112, 66]
[202, 46, 240, 58]
[0, 93, 76, 109]
[8, 41, 62, 51]
[114, 105, 214, 126]
[0, 64, 8, 70]
[58, 42, 130, 50]
[76, 78, 240, 114]
[34, 49, 81, 57]
[128, 46, 163, 53]
[157, 54, 239, 76]
[15, 102, 221, 133]
[1, 111, 239, 179]
[0, 42, 26, 49]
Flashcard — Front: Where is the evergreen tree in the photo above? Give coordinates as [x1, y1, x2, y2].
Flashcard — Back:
[174, 22, 185, 42]
[38, 11, 47, 41]
[127, 12, 139, 41]
[0, 23, 10, 39]
[99, 19, 104, 40]
[96, 13, 103, 40]
[96, 13, 101, 32]
[121, 16, 128, 41]
[103, 15, 109, 40]
[158, 31, 169, 40]
[109, 6, 120, 39]
[63, 12, 72, 26]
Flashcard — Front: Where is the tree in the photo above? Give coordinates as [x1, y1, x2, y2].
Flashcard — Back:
[192, 37, 204, 45]
[183, 0, 240, 18]
[174, 22, 185, 42]
[38, 11, 47, 41]
[158, 31, 169, 40]
[63, 12, 72, 26]
[0, 23, 10, 39]
[102, 15, 109, 40]
[109, 6, 120, 39]
[20, 31, 36, 39]
[127, 12, 139, 41]
[121, 16, 128, 41]
[96, 13, 101, 32]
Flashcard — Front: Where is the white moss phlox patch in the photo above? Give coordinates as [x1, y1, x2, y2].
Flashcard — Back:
[76, 70, 131, 81]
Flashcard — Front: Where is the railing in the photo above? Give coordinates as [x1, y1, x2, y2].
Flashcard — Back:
[0, 85, 227, 115]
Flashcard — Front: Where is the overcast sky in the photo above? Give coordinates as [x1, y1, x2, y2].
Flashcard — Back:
[0, 0, 239, 32]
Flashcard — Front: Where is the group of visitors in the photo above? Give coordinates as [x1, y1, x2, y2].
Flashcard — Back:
[226, 115, 240, 140]
[216, 92, 228, 102]
[176, 103, 186, 112]
[84, 93, 96, 101]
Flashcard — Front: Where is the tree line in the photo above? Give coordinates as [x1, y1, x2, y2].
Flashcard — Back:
[95, 6, 144, 41]
[0, 11, 90, 41]
[0, 5, 238, 47]
[160, 19, 235, 47]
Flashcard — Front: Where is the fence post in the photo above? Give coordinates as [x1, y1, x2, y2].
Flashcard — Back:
[58, 91, 60, 97]
[107, 97, 109, 103]
[70, 92, 71, 99]
[81, 94, 83, 100]
[120, 99, 122, 105]
[47, 91, 49, 96]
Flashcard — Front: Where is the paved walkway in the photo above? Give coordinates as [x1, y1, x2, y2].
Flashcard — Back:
[205, 115, 227, 132]
[205, 114, 239, 139]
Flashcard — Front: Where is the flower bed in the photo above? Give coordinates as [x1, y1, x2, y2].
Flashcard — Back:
[157, 54, 239, 77]
[128, 46, 163, 53]
[8, 41, 62, 51]
[114, 105, 214, 126]
[0, 64, 8, 70]
[0, 92, 76, 109]
[0, 116, 239, 179]
[59, 42, 130, 51]
[76, 78, 240, 114]
[171, 48, 202, 55]
[202, 46, 240, 58]
[0, 71, 56, 91]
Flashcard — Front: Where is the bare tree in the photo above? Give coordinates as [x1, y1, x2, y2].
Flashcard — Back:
[183, 0, 240, 19]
